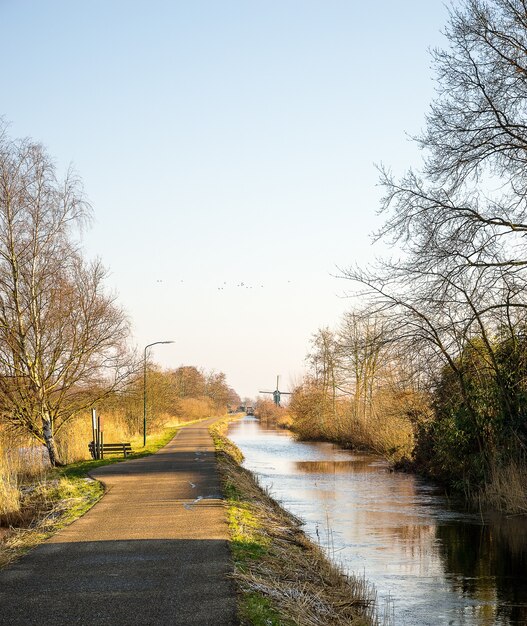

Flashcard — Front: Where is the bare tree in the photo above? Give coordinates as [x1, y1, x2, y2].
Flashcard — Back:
[173, 366, 206, 398]
[306, 327, 341, 413]
[0, 128, 133, 466]
[378, 0, 527, 274]
[338, 311, 388, 422]
[342, 0, 527, 430]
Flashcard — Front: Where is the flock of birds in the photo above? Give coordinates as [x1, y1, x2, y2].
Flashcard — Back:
[155, 279, 293, 290]
[217, 281, 262, 290]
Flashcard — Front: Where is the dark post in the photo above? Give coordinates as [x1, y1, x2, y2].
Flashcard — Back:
[97, 415, 103, 459]
[143, 346, 147, 447]
[91, 409, 97, 458]
[95, 416, 100, 459]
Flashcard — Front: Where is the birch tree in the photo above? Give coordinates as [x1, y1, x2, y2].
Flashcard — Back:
[0, 128, 132, 466]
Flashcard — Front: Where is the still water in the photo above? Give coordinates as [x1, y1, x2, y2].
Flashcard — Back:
[228, 417, 527, 626]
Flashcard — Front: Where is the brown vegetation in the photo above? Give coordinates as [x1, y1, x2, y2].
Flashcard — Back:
[254, 399, 292, 429]
[289, 317, 427, 463]
[476, 459, 527, 515]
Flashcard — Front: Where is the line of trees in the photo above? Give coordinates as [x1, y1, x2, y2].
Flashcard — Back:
[291, 0, 527, 510]
[289, 312, 427, 460]
[100, 365, 240, 434]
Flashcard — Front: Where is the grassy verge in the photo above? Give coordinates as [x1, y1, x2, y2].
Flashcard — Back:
[0, 420, 198, 569]
[0, 473, 103, 569]
[210, 417, 379, 626]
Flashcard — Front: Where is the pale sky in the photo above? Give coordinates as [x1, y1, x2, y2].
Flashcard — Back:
[0, 1, 449, 398]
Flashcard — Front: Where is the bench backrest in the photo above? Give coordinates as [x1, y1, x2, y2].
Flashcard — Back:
[88, 442, 132, 459]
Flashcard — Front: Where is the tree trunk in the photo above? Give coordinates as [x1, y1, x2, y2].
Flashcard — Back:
[42, 415, 63, 467]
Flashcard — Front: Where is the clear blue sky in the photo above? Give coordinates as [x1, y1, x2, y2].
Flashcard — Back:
[0, 0, 449, 399]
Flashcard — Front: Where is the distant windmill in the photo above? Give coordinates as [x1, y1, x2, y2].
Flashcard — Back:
[259, 375, 291, 406]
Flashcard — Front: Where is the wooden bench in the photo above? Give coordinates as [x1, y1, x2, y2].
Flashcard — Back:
[88, 442, 132, 459]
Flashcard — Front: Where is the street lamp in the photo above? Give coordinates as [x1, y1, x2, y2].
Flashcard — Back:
[143, 340, 174, 446]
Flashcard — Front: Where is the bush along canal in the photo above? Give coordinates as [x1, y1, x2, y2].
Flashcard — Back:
[226, 416, 527, 626]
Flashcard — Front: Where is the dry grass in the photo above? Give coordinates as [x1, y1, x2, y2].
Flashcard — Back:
[211, 419, 379, 626]
[176, 397, 216, 422]
[55, 410, 138, 464]
[476, 458, 527, 514]
[255, 400, 293, 429]
[0, 475, 103, 569]
[0, 428, 49, 526]
[290, 390, 417, 463]
[341, 412, 414, 463]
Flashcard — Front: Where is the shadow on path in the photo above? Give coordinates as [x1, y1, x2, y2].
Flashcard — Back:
[0, 539, 234, 625]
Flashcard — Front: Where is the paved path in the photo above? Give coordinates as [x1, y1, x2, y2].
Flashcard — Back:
[0, 417, 237, 625]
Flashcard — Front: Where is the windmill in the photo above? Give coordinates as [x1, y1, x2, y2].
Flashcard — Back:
[259, 375, 292, 406]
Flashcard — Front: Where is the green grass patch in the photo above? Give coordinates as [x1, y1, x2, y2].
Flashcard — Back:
[48, 476, 104, 525]
[229, 500, 269, 563]
[222, 470, 269, 563]
[239, 593, 287, 626]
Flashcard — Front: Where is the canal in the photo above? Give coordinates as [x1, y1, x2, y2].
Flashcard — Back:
[228, 417, 527, 626]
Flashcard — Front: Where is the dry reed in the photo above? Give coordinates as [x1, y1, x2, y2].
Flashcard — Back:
[290, 392, 416, 464]
[0, 428, 48, 526]
[476, 458, 527, 514]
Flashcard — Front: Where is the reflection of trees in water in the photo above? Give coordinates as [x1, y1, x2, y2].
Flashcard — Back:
[436, 518, 527, 624]
[302, 460, 442, 566]
[379, 522, 436, 558]
[295, 459, 382, 473]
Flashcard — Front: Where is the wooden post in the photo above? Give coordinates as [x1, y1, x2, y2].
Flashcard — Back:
[91, 409, 97, 459]
[95, 416, 100, 459]
[97, 416, 103, 459]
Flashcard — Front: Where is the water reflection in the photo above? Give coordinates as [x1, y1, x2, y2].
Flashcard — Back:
[296, 459, 384, 473]
[228, 417, 527, 626]
[437, 519, 527, 625]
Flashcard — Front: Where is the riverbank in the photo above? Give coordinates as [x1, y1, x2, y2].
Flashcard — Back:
[210, 418, 379, 626]
[226, 415, 527, 625]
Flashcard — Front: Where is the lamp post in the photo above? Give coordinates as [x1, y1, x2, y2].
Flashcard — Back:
[143, 340, 174, 446]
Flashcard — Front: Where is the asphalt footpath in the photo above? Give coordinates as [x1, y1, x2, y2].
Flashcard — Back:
[0, 417, 238, 625]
